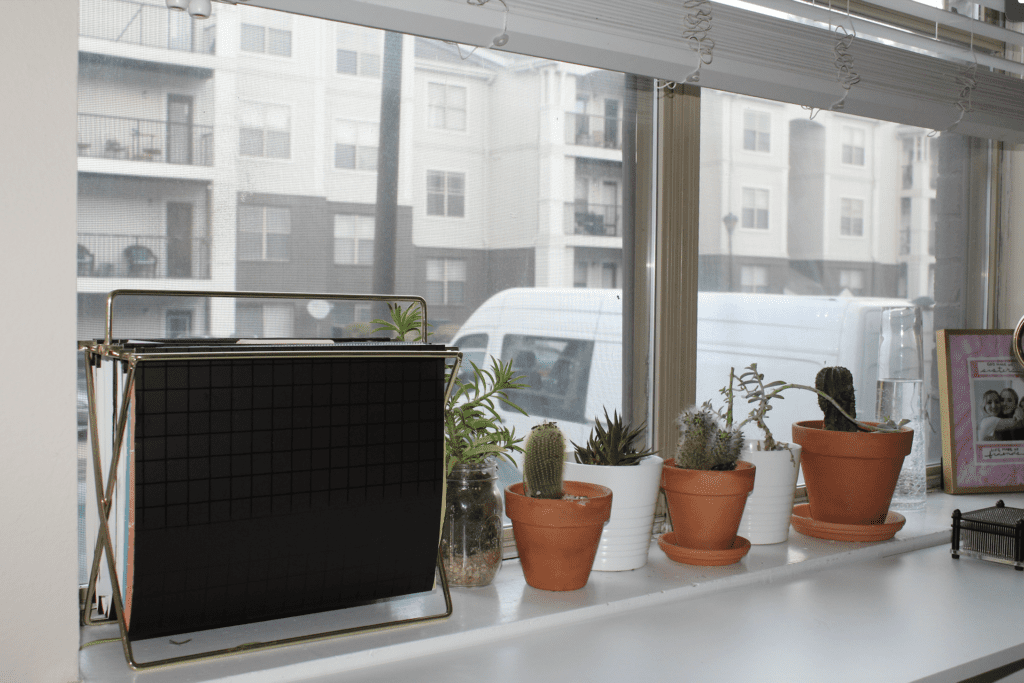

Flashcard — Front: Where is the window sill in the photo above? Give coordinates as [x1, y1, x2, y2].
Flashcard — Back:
[80, 490, 1024, 682]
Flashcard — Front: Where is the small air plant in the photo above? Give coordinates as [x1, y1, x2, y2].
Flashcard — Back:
[572, 409, 657, 467]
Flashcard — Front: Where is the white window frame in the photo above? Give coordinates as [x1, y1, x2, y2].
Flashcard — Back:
[427, 82, 467, 131]
[238, 204, 291, 261]
[239, 102, 291, 160]
[842, 127, 866, 166]
[742, 110, 770, 153]
[840, 197, 865, 237]
[240, 23, 293, 58]
[334, 119, 379, 171]
[425, 257, 467, 306]
[426, 170, 465, 217]
[336, 24, 382, 77]
[741, 187, 769, 230]
[333, 214, 375, 265]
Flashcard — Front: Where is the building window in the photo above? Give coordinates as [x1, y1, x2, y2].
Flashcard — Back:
[840, 198, 865, 236]
[741, 188, 769, 230]
[238, 205, 290, 261]
[428, 83, 467, 131]
[574, 260, 588, 288]
[334, 120, 378, 170]
[900, 197, 912, 255]
[740, 265, 769, 293]
[902, 137, 915, 189]
[841, 127, 866, 165]
[240, 23, 292, 57]
[839, 269, 865, 295]
[334, 214, 374, 265]
[239, 102, 291, 159]
[426, 258, 466, 305]
[236, 302, 295, 338]
[743, 111, 770, 152]
[336, 24, 382, 77]
[166, 310, 193, 338]
[427, 171, 465, 217]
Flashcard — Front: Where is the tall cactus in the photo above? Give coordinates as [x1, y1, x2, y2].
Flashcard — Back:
[815, 366, 859, 432]
[523, 422, 566, 499]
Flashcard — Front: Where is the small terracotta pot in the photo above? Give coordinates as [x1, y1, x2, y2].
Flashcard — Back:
[792, 420, 914, 525]
[660, 461, 755, 550]
[505, 481, 613, 591]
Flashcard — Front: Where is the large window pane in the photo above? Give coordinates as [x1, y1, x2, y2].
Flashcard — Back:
[698, 91, 973, 470]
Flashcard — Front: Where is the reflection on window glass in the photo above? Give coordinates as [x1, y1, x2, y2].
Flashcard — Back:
[698, 91, 966, 469]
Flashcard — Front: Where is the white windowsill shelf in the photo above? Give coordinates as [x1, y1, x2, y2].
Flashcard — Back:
[80, 491, 1024, 682]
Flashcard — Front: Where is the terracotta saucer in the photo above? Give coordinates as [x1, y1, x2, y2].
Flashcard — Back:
[657, 532, 751, 566]
[790, 503, 906, 542]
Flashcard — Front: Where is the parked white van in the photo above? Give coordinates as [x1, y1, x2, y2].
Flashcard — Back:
[450, 287, 916, 457]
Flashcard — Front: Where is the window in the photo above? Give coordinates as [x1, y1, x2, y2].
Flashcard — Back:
[334, 214, 374, 265]
[240, 24, 292, 57]
[900, 198, 912, 255]
[236, 302, 295, 338]
[239, 102, 291, 159]
[842, 127, 866, 165]
[427, 83, 467, 131]
[238, 205, 290, 261]
[743, 111, 770, 152]
[427, 171, 465, 217]
[839, 269, 865, 295]
[741, 188, 769, 229]
[165, 310, 193, 338]
[500, 334, 594, 423]
[740, 265, 768, 293]
[840, 198, 865, 237]
[336, 24, 382, 77]
[425, 258, 466, 306]
[334, 120, 378, 170]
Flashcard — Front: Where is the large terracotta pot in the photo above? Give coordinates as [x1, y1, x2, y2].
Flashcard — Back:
[792, 420, 914, 525]
[504, 481, 612, 591]
[660, 461, 756, 550]
[562, 455, 664, 571]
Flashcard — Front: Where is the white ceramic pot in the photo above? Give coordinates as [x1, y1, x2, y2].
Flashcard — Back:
[562, 454, 664, 571]
[737, 440, 802, 545]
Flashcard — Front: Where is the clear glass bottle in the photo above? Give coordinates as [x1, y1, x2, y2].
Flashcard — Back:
[876, 306, 927, 510]
[440, 459, 503, 587]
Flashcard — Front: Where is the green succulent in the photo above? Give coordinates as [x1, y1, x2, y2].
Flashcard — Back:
[522, 421, 566, 499]
[371, 302, 431, 342]
[572, 409, 656, 466]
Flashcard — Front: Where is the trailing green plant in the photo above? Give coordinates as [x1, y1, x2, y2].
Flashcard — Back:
[444, 357, 528, 475]
[370, 302, 430, 342]
[522, 421, 566, 499]
[572, 409, 657, 466]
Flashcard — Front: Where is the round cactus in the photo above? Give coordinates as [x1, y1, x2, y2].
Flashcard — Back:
[523, 422, 566, 499]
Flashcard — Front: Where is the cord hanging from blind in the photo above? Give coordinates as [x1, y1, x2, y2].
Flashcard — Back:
[827, 1, 860, 113]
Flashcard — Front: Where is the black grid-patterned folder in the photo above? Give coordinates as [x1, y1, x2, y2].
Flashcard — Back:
[121, 342, 447, 640]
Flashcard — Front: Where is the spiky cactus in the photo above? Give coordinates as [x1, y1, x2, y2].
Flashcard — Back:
[523, 422, 566, 499]
[674, 402, 744, 471]
[815, 366, 859, 432]
[572, 409, 657, 466]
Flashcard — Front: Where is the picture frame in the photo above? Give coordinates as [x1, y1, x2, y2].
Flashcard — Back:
[937, 329, 1024, 494]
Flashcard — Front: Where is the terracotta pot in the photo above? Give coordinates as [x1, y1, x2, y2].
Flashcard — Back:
[660, 461, 755, 550]
[504, 481, 613, 591]
[792, 420, 914, 525]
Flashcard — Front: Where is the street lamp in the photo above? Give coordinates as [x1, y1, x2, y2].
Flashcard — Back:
[722, 212, 738, 292]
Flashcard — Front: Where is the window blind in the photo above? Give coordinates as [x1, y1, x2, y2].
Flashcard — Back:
[243, 0, 1024, 140]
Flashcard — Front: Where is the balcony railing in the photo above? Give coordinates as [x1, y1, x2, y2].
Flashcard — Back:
[564, 202, 621, 237]
[564, 113, 622, 150]
[78, 234, 211, 279]
[80, 0, 216, 54]
[78, 113, 213, 166]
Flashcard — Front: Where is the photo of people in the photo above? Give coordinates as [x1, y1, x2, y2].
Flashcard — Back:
[973, 378, 1024, 442]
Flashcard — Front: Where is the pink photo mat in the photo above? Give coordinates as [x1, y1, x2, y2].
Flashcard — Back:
[941, 329, 1024, 493]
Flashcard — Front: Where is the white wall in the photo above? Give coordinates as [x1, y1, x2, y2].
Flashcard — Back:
[0, 2, 80, 682]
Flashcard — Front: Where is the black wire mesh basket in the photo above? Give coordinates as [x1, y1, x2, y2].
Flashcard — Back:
[951, 500, 1024, 570]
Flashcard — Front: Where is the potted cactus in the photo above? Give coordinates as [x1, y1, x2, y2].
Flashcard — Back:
[562, 409, 662, 571]
[504, 422, 613, 591]
[791, 366, 914, 526]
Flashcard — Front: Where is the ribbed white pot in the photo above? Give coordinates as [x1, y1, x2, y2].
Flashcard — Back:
[737, 441, 802, 545]
[562, 455, 664, 571]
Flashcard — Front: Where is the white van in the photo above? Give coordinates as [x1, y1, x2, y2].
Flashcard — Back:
[450, 288, 915, 457]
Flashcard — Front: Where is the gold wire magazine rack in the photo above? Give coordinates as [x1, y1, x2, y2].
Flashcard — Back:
[80, 290, 461, 670]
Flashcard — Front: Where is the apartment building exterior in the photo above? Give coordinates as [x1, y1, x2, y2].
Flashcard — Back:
[75, 0, 935, 345]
